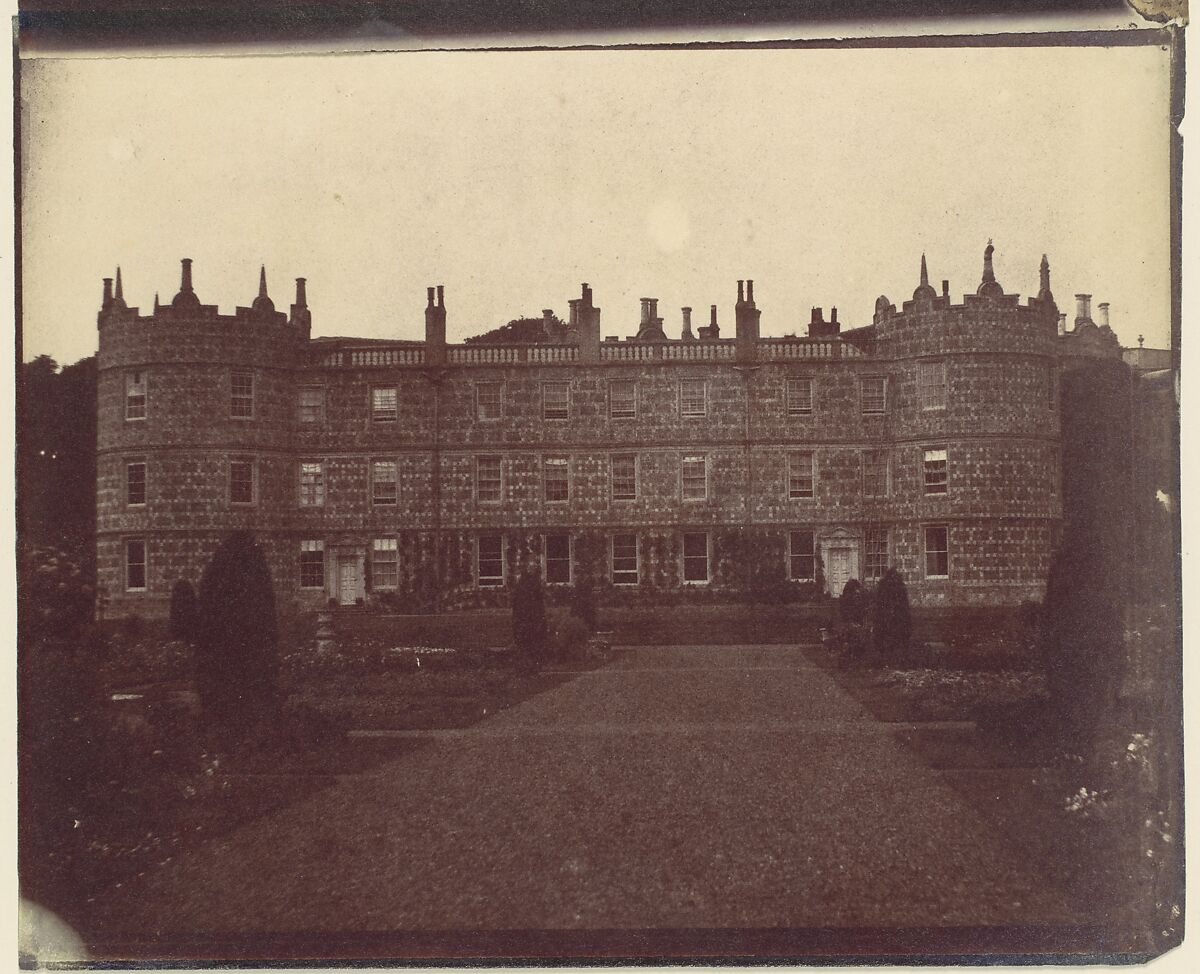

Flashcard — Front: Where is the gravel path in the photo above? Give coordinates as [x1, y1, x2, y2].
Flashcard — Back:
[94, 645, 1078, 940]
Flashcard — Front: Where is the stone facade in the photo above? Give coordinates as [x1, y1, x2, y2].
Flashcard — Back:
[97, 246, 1096, 617]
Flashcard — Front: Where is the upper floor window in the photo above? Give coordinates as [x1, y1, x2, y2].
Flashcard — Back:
[544, 533, 571, 585]
[923, 447, 948, 495]
[476, 381, 503, 421]
[125, 538, 147, 591]
[1048, 364, 1057, 411]
[372, 459, 398, 506]
[611, 533, 639, 586]
[299, 461, 325, 507]
[543, 456, 569, 503]
[862, 450, 890, 498]
[542, 381, 570, 420]
[298, 387, 325, 424]
[786, 376, 813, 416]
[788, 450, 815, 499]
[609, 379, 636, 419]
[680, 378, 707, 418]
[230, 370, 254, 419]
[861, 375, 887, 415]
[681, 454, 708, 501]
[229, 457, 255, 505]
[682, 532, 710, 583]
[125, 372, 146, 421]
[126, 460, 146, 506]
[925, 525, 950, 578]
[372, 538, 399, 590]
[918, 360, 946, 411]
[788, 530, 815, 582]
[371, 386, 397, 422]
[299, 540, 325, 589]
[865, 526, 889, 581]
[477, 534, 505, 587]
[611, 454, 637, 502]
[476, 455, 502, 503]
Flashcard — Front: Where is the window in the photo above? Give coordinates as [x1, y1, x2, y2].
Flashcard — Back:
[1048, 364, 1057, 410]
[125, 372, 146, 420]
[372, 460, 397, 506]
[917, 360, 947, 411]
[786, 376, 813, 416]
[861, 375, 887, 415]
[298, 387, 325, 424]
[477, 534, 504, 587]
[611, 454, 637, 501]
[476, 455, 502, 503]
[544, 533, 571, 585]
[609, 379, 636, 419]
[865, 526, 889, 580]
[125, 538, 147, 591]
[682, 532, 710, 583]
[299, 461, 325, 507]
[230, 370, 254, 419]
[611, 533, 639, 585]
[862, 450, 890, 498]
[788, 530, 816, 582]
[925, 525, 949, 578]
[300, 540, 325, 589]
[543, 381, 570, 420]
[680, 378, 707, 417]
[371, 386, 397, 422]
[543, 456, 569, 502]
[923, 447, 948, 495]
[229, 457, 255, 504]
[126, 460, 146, 506]
[788, 451, 815, 499]
[372, 538, 399, 590]
[476, 381, 502, 420]
[682, 455, 708, 501]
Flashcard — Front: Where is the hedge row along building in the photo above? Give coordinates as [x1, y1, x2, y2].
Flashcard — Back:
[95, 244, 1127, 617]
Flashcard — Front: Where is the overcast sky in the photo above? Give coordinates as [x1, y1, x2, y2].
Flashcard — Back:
[20, 43, 1172, 365]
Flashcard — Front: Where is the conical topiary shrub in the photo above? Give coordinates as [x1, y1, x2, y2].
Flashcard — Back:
[872, 567, 912, 658]
[511, 569, 547, 674]
[168, 578, 200, 643]
[196, 531, 280, 739]
[838, 578, 869, 626]
[569, 573, 598, 633]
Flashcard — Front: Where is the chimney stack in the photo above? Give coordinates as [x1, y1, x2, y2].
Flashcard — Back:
[830, 307, 838, 326]
[578, 282, 601, 363]
[1098, 302, 1110, 328]
[648, 298, 658, 322]
[102, 277, 113, 310]
[1057, 313, 1067, 337]
[737, 280, 745, 305]
[681, 306, 694, 340]
[735, 278, 761, 361]
[289, 277, 312, 339]
[425, 284, 447, 364]
[180, 258, 193, 293]
[811, 307, 822, 324]
[640, 298, 652, 325]
[942, 280, 950, 300]
[746, 280, 755, 305]
[568, 298, 580, 329]
[295, 277, 308, 309]
[1074, 293, 1092, 326]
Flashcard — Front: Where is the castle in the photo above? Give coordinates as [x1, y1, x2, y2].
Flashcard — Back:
[95, 244, 1127, 617]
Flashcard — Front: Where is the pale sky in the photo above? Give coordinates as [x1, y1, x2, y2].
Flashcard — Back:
[19, 43, 1172, 365]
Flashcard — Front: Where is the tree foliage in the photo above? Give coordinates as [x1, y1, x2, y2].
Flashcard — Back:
[168, 579, 201, 643]
[838, 578, 869, 626]
[570, 574, 598, 632]
[464, 315, 568, 345]
[872, 568, 912, 657]
[511, 569, 548, 672]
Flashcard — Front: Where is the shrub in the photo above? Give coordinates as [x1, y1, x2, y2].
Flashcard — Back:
[555, 615, 592, 662]
[18, 544, 95, 645]
[872, 568, 912, 657]
[196, 531, 281, 741]
[838, 578, 869, 626]
[168, 579, 201, 642]
[511, 569, 547, 673]
[569, 575, 598, 632]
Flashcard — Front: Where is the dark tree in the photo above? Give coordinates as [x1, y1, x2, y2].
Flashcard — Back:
[838, 578, 868, 626]
[511, 568, 548, 673]
[465, 315, 569, 345]
[196, 532, 281, 739]
[168, 579, 201, 643]
[872, 568, 912, 657]
[569, 574, 598, 632]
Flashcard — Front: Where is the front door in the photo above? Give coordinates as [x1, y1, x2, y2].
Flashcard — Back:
[826, 545, 859, 597]
[338, 558, 360, 605]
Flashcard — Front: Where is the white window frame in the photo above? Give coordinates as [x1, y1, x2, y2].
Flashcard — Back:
[611, 533, 640, 586]
[681, 531, 711, 584]
[299, 540, 325, 589]
[542, 381, 570, 420]
[372, 459, 398, 506]
[298, 386, 325, 424]
[544, 532, 572, 586]
[788, 450, 815, 500]
[862, 450, 890, 498]
[126, 459, 147, 507]
[229, 456, 256, 505]
[125, 538, 147, 591]
[230, 369, 254, 419]
[477, 534, 505, 587]
[371, 386, 398, 423]
[924, 524, 950, 579]
[372, 538, 399, 590]
[611, 454, 638, 502]
[125, 371, 147, 421]
[865, 526, 889, 581]
[476, 381, 503, 421]
[786, 376, 813, 416]
[917, 359, 947, 411]
[543, 455, 570, 503]
[681, 454, 708, 502]
[609, 379, 637, 419]
[923, 447, 949, 495]
[680, 378, 707, 418]
[299, 460, 325, 508]
[787, 530, 816, 582]
[476, 455, 503, 504]
[861, 375, 887, 415]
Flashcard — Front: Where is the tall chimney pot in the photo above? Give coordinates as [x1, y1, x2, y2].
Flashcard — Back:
[737, 280, 745, 304]
[640, 298, 652, 325]
[830, 307, 838, 324]
[1074, 293, 1092, 324]
[942, 279, 950, 299]
[436, 284, 444, 307]
[746, 280, 755, 304]
[1057, 313, 1067, 336]
[1098, 302, 1110, 328]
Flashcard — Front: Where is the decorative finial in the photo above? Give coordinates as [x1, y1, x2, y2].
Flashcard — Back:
[1037, 253, 1054, 304]
[153, 292, 160, 312]
[114, 266, 125, 306]
[172, 257, 201, 309]
[295, 278, 308, 309]
[259, 265, 268, 298]
[252, 264, 276, 314]
[982, 239, 995, 284]
[920, 253, 929, 287]
[1139, 334, 1145, 347]
[913, 252, 936, 302]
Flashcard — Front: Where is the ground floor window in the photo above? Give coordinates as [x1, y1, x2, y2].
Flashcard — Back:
[300, 540, 325, 589]
[372, 538, 399, 589]
[611, 533, 639, 585]
[865, 527, 889, 581]
[477, 534, 505, 587]
[788, 530, 815, 581]
[682, 532, 710, 583]
[544, 532, 571, 584]
[924, 525, 950, 578]
[125, 538, 146, 591]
